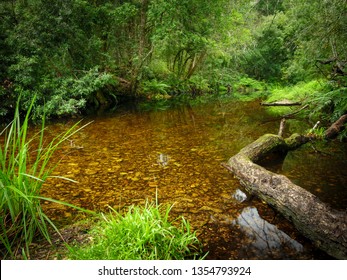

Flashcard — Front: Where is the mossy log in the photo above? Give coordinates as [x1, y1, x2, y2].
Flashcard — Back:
[226, 134, 347, 259]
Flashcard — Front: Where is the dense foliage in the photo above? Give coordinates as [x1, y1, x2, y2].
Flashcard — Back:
[0, 0, 346, 120]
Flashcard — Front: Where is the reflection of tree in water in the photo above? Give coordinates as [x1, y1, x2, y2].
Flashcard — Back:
[233, 207, 303, 259]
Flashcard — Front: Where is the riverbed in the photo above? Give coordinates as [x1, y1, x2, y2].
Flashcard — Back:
[40, 98, 347, 259]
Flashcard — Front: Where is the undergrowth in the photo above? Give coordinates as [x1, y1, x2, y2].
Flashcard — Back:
[264, 80, 347, 126]
[307, 87, 347, 123]
[266, 80, 326, 103]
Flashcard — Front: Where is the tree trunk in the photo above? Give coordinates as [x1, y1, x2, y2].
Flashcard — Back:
[225, 134, 347, 259]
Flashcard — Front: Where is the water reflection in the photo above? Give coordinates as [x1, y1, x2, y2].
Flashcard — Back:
[232, 207, 303, 258]
[282, 146, 347, 210]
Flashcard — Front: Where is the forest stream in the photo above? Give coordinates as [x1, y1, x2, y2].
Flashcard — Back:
[40, 99, 347, 259]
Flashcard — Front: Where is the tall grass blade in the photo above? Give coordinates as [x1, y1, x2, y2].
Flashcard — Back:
[0, 95, 90, 259]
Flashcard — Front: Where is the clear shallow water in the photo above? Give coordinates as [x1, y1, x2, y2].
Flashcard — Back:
[40, 98, 346, 259]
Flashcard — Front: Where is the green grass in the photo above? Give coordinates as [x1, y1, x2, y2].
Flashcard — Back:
[263, 80, 347, 125]
[266, 80, 326, 103]
[67, 201, 204, 260]
[263, 80, 330, 117]
[0, 96, 90, 259]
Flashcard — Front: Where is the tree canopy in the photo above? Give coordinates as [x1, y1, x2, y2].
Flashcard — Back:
[0, 0, 346, 119]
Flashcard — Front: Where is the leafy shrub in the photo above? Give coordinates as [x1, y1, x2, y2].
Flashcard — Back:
[146, 59, 171, 80]
[234, 77, 266, 93]
[141, 79, 171, 100]
[187, 75, 211, 96]
[19, 68, 116, 120]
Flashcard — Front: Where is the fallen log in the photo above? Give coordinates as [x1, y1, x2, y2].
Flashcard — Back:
[226, 133, 347, 259]
[324, 114, 347, 139]
[261, 100, 302, 106]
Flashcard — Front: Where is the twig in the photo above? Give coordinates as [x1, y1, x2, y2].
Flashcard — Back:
[282, 104, 309, 118]
[312, 121, 320, 131]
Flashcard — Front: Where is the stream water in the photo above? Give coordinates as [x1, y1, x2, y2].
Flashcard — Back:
[41, 98, 347, 259]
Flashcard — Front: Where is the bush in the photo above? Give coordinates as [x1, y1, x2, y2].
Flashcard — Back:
[33, 68, 116, 119]
[141, 79, 171, 100]
[234, 77, 266, 93]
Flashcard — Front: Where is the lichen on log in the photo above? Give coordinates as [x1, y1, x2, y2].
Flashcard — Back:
[226, 133, 347, 259]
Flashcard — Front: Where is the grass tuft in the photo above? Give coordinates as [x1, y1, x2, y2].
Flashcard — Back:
[67, 201, 204, 260]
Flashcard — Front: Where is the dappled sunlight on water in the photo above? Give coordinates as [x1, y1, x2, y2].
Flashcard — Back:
[38, 99, 345, 259]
